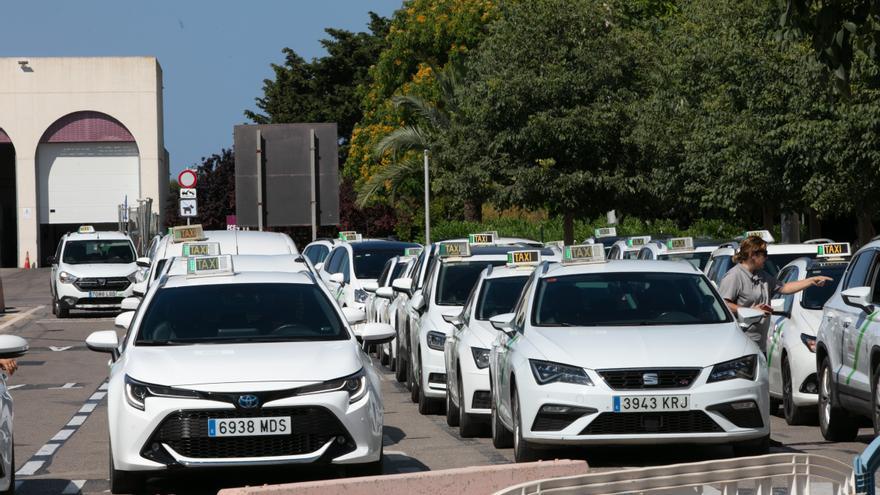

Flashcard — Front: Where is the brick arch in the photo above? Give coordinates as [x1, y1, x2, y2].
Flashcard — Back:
[39, 111, 135, 144]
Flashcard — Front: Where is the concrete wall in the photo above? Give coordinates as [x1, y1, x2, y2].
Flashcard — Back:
[0, 57, 166, 266]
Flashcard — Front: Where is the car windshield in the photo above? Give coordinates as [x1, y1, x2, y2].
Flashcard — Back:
[802, 265, 847, 310]
[622, 250, 640, 260]
[136, 283, 347, 345]
[658, 252, 711, 270]
[436, 261, 506, 306]
[62, 240, 135, 264]
[477, 276, 529, 320]
[391, 262, 408, 281]
[353, 248, 412, 279]
[533, 272, 731, 326]
[766, 253, 816, 277]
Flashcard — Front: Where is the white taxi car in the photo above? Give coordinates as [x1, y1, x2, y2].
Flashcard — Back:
[489, 244, 770, 462]
[704, 231, 823, 286]
[767, 243, 851, 425]
[85, 254, 394, 493]
[607, 236, 651, 260]
[302, 238, 339, 267]
[0, 335, 29, 495]
[49, 226, 139, 318]
[637, 237, 719, 271]
[444, 249, 549, 437]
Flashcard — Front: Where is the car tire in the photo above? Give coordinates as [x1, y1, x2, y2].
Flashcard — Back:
[731, 434, 770, 457]
[512, 389, 540, 462]
[388, 344, 396, 372]
[445, 371, 460, 427]
[395, 351, 407, 383]
[417, 360, 442, 415]
[109, 447, 142, 494]
[783, 357, 813, 426]
[819, 355, 859, 441]
[458, 372, 482, 438]
[380, 347, 389, 366]
[54, 299, 69, 319]
[491, 390, 513, 449]
[409, 357, 419, 403]
[769, 398, 781, 416]
[1, 440, 14, 495]
[347, 446, 384, 478]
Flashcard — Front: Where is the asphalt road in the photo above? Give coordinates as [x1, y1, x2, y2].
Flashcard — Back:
[0, 268, 875, 494]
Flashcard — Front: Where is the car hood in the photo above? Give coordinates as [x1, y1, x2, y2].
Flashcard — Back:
[125, 341, 362, 388]
[466, 320, 498, 349]
[525, 323, 754, 370]
[63, 263, 137, 277]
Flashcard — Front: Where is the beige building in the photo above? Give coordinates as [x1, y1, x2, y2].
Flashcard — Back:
[0, 57, 168, 267]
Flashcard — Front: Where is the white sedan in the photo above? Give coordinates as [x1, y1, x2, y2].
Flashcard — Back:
[85, 254, 394, 493]
[489, 244, 770, 462]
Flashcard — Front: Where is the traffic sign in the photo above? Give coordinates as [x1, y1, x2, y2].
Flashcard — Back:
[180, 199, 198, 217]
[180, 188, 197, 199]
[178, 169, 198, 188]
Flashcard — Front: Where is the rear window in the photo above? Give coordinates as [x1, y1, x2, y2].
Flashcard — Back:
[802, 265, 846, 310]
[436, 261, 505, 306]
[63, 240, 135, 264]
[476, 276, 529, 320]
[659, 252, 711, 271]
[353, 248, 412, 280]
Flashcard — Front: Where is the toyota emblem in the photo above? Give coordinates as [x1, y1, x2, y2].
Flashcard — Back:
[237, 395, 260, 409]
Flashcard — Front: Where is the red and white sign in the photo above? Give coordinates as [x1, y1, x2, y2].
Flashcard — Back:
[178, 169, 198, 188]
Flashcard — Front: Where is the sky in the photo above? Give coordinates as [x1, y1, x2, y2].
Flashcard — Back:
[0, 0, 402, 177]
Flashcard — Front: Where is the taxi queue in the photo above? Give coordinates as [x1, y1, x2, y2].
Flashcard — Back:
[38, 223, 866, 492]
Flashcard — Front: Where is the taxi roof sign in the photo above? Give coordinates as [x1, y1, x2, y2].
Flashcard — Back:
[627, 236, 651, 248]
[468, 233, 496, 245]
[817, 242, 851, 258]
[544, 240, 565, 250]
[404, 247, 424, 257]
[182, 242, 221, 257]
[745, 230, 775, 243]
[562, 244, 606, 264]
[506, 250, 541, 267]
[338, 231, 359, 241]
[186, 255, 233, 277]
[594, 227, 617, 238]
[77, 225, 95, 234]
[171, 224, 206, 243]
[666, 237, 694, 252]
[438, 241, 471, 258]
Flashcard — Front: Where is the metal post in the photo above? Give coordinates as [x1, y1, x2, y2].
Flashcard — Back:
[310, 129, 318, 242]
[256, 128, 264, 231]
[423, 149, 430, 245]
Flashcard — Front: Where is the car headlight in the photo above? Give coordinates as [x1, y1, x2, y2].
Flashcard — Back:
[297, 369, 367, 404]
[707, 355, 758, 383]
[529, 359, 593, 386]
[126, 271, 140, 284]
[471, 347, 490, 369]
[354, 288, 369, 303]
[124, 375, 200, 411]
[801, 333, 817, 353]
[58, 271, 78, 284]
[427, 331, 446, 351]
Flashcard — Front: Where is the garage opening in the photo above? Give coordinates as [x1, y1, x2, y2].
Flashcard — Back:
[36, 112, 139, 265]
[0, 129, 15, 268]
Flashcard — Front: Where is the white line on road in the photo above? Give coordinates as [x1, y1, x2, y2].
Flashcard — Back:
[99, 382, 108, 390]
[7, 384, 24, 390]
[66, 415, 87, 427]
[51, 429, 74, 441]
[34, 443, 59, 457]
[50, 382, 80, 390]
[79, 403, 97, 413]
[0, 306, 44, 332]
[89, 391, 106, 401]
[61, 479, 86, 494]
[15, 460, 44, 476]
[48, 346, 73, 352]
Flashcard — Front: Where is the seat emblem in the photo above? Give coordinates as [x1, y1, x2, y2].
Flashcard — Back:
[642, 373, 659, 386]
[238, 395, 260, 409]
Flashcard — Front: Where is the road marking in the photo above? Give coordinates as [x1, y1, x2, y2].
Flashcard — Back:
[49, 346, 72, 352]
[34, 443, 59, 456]
[89, 391, 106, 401]
[79, 403, 97, 413]
[99, 382, 108, 391]
[50, 382, 80, 390]
[0, 306, 44, 332]
[67, 415, 87, 426]
[62, 480, 86, 494]
[7, 384, 24, 390]
[51, 429, 74, 441]
[15, 460, 44, 476]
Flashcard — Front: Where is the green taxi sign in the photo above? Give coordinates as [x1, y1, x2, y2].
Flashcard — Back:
[438, 241, 471, 258]
[594, 227, 617, 238]
[666, 237, 694, 252]
[507, 250, 541, 266]
[186, 255, 233, 277]
[562, 244, 605, 264]
[171, 224, 206, 243]
[182, 242, 221, 257]
[817, 242, 851, 258]
[468, 233, 496, 245]
[627, 236, 651, 248]
[404, 247, 424, 257]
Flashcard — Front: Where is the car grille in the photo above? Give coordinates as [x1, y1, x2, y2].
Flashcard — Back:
[146, 407, 352, 459]
[580, 411, 722, 435]
[74, 297, 124, 306]
[597, 368, 701, 390]
[471, 391, 491, 410]
[74, 277, 130, 292]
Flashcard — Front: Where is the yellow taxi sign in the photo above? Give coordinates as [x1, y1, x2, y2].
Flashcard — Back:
[666, 237, 694, 252]
[817, 242, 851, 258]
[404, 247, 424, 257]
[594, 227, 617, 238]
[186, 255, 233, 277]
[182, 242, 221, 257]
[745, 230, 775, 243]
[171, 224, 206, 243]
[507, 250, 541, 267]
[468, 233, 496, 245]
[563, 244, 605, 264]
[438, 241, 471, 258]
[627, 236, 651, 248]
[77, 225, 95, 234]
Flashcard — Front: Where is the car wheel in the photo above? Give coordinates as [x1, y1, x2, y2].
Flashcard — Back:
[512, 389, 539, 462]
[732, 434, 770, 457]
[409, 356, 419, 403]
[445, 371, 460, 427]
[783, 357, 813, 426]
[819, 355, 859, 441]
[109, 447, 142, 494]
[380, 344, 390, 366]
[0, 439, 14, 495]
[417, 358, 442, 415]
[54, 299, 69, 319]
[388, 344, 397, 372]
[491, 388, 513, 449]
[395, 349, 407, 383]
[769, 398, 781, 416]
[51, 298, 57, 315]
[458, 371, 482, 438]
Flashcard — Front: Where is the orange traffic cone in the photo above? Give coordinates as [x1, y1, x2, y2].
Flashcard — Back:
[23, 252, 30, 270]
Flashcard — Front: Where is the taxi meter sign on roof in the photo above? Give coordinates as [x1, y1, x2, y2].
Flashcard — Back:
[594, 227, 617, 238]
[563, 244, 605, 264]
[182, 242, 221, 257]
[77, 225, 95, 234]
[745, 230, 775, 243]
[439, 241, 471, 258]
[666, 237, 694, 252]
[338, 231, 357, 240]
[627, 236, 651, 247]
[468, 233, 496, 245]
[187, 255, 233, 277]
[171, 224, 205, 243]
[507, 250, 541, 266]
[404, 247, 424, 257]
[818, 242, 851, 258]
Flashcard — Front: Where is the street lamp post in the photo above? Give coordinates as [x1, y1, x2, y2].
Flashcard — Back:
[423, 149, 431, 245]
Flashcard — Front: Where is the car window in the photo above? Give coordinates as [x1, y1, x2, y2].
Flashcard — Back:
[325, 248, 343, 274]
[623, 250, 640, 260]
[844, 251, 875, 289]
[637, 248, 652, 260]
[62, 240, 135, 264]
[352, 247, 410, 280]
[777, 267, 798, 314]
[609, 246, 620, 259]
[766, 253, 816, 277]
[338, 252, 351, 283]
[376, 259, 394, 286]
[710, 255, 733, 285]
[532, 272, 731, 326]
[658, 252, 711, 271]
[476, 276, 530, 320]
[136, 283, 347, 344]
[805, 264, 847, 308]
[435, 261, 506, 306]
[410, 253, 425, 292]
[390, 261, 408, 283]
[54, 239, 64, 262]
[304, 245, 330, 265]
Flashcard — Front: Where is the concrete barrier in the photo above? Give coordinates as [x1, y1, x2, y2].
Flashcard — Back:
[218, 459, 588, 495]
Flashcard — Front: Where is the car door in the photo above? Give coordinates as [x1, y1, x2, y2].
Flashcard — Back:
[50, 238, 64, 297]
[495, 272, 536, 425]
[768, 265, 798, 396]
[838, 250, 877, 395]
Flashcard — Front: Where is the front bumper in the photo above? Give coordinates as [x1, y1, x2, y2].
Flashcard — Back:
[787, 343, 819, 407]
[458, 351, 491, 415]
[420, 344, 447, 399]
[56, 282, 132, 310]
[517, 369, 769, 446]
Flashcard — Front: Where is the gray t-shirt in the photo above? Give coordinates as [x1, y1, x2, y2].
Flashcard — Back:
[718, 263, 783, 352]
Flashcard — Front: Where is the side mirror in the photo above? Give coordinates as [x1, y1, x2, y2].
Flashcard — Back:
[842, 286, 873, 313]
[86, 330, 119, 354]
[392, 278, 413, 296]
[410, 293, 425, 311]
[0, 335, 28, 359]
[770, 298, 787, 316]
[330, 273, 345, 285]
[490, 312, 515, 331]
[120, 297, 140, 311]
[342, 307, 366, 325]
[115, 311, 135, 330]
[360, 323, 396, 345]
[363, 281, 379, 293]
[737, 307, 765, 328]
[314, 262, 324, 271]
[442, 313, 463, 328]
[136, 257, 151, 268]
[130, 280, 147, 298]
[376, 287, 395, 299]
